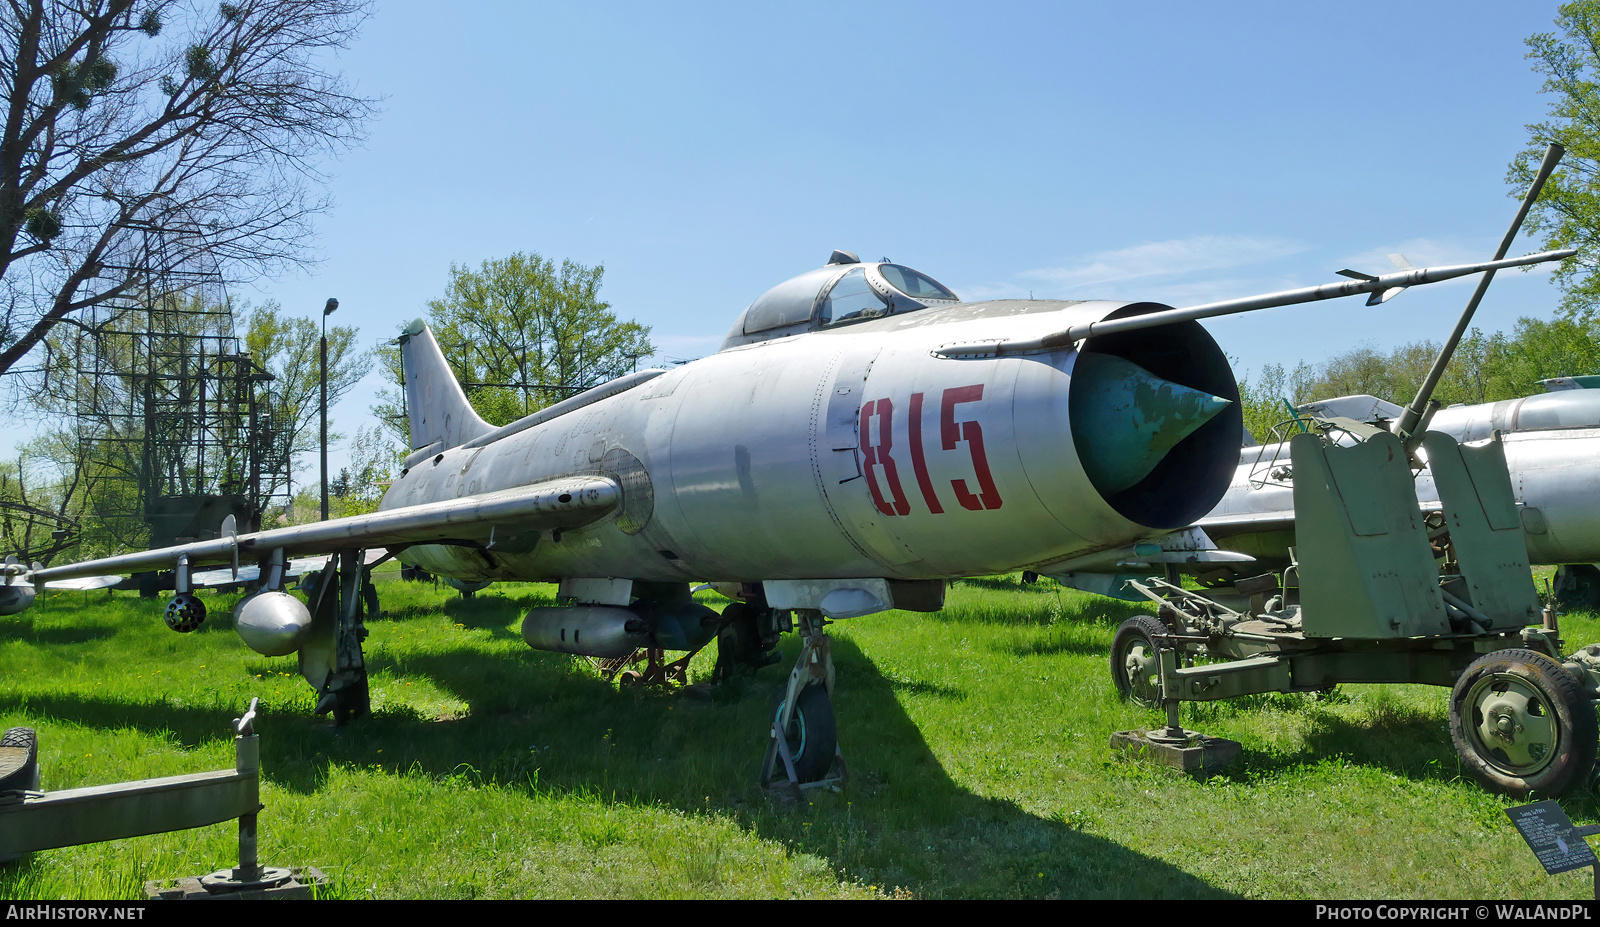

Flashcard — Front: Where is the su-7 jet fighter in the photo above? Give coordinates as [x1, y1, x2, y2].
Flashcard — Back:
[5, 242, 1572, 786]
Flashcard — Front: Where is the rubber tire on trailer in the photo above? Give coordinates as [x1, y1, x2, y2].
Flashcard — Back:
[1449, 649, 1598, 799]
[0, 727, 38, 793]
[1110, 615, 1167, 708]
[773, 683, 837, 783]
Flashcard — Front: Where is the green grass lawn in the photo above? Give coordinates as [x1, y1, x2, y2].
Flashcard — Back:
[3, 572, 1598, 899]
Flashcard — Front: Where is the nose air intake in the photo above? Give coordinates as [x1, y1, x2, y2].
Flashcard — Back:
[1070, 352, 1232, 495]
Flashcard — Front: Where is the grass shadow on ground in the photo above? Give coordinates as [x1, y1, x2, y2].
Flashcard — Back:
[1, 629, 1236, 899]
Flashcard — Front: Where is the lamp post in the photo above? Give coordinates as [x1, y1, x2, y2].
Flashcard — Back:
[320, 297, 338, 522]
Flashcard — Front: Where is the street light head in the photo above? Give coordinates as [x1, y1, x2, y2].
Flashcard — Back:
[324, 298, 339, 315]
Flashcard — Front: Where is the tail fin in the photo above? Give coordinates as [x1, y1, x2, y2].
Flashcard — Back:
[397, 319, 492, 457]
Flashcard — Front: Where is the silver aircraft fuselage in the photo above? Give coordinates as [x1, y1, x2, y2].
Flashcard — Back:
[388, 297, 1240, 586]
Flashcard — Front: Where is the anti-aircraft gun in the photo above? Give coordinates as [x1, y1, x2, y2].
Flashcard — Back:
[1110, 143, 1600, 797]
[1113, 422, 1600, 795]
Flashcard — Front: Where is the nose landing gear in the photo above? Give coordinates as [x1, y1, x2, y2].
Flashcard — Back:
[760, 609, 845, 796]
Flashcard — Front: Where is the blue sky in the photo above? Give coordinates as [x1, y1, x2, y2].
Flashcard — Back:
[17, 1, 1584, 474]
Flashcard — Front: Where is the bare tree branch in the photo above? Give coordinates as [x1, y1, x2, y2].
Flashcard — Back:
[0, 0, 374, 383]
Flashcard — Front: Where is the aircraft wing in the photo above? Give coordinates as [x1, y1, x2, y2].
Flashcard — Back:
[31, 551, 381, 592]
[40, 575, 125, 591]
[186, 549, 392, 589]
[1043, 527, 1255, 600]
[28, 475, 620, 585]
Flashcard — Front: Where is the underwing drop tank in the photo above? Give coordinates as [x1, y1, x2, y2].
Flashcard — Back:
[0, 584, 35, 616]
[522, 606, 647, 658]
[233, 591, 313, 657]
[522, 597, 720, 658]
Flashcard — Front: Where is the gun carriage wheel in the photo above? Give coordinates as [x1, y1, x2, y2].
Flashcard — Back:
[1449, 649, 1598, 798]
[1110, 615, 1169, 708]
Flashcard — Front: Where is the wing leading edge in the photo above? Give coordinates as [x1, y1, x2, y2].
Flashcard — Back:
[28, 475, 622, 585]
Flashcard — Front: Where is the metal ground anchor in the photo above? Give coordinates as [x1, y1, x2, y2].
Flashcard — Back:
[1109, 635, 1241, 776]
[142, 699, 328, 899]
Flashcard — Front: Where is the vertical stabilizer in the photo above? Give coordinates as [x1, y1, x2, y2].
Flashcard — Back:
[396, 319, 492, 454]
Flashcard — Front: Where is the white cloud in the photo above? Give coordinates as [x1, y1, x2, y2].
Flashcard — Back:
[1020, 235, 1310, 289]
[1121, 275, 1312, 310]
[1336, 238, 1465, 274]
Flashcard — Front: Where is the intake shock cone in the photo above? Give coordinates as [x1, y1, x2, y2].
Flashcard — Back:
[1070, 352, 1232, 495]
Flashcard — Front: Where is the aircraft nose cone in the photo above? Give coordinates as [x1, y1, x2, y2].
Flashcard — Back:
[1069, 352, 1232, 496]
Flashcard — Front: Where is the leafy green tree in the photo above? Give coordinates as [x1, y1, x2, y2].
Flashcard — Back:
[1293, 333, 1493, 410]
[1480, 316, 1600, 395]
[1510, 1, 1600, 320]
[243, 300, 370, 491]
[0, 455, 80, 564]
[16, 426, 142, 558]
[0, 1, 374, 386]
[1235, 360, 1314, 443]
[1289, 318, 1600, 415]
[321, 423, 397, 519]
[375, 252, 655, 437]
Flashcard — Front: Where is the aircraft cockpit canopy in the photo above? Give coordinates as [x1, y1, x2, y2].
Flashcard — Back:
[720, 250, 960, 351]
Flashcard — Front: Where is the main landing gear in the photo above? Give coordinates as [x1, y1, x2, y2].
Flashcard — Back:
[595, 647, 695, 688]
[712, 599, 784, 684]
[300, 549, 378, 725]
[577, 588, 847, 792]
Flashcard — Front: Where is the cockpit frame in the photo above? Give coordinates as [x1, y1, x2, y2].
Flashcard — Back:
[723, 254, 960, 351]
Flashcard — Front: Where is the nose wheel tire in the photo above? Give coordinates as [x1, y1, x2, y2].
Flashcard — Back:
[772, 683, 837, 783]
[1110, 616, 1167, 708]
[1449, 649, 1597, 798]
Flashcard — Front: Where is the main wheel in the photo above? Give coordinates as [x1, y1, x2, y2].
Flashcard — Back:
[332, 676, 371, 726]
[773, 683, 837, 783]
[1449, 649, 1597, 798]
[1554, 565, 1600, 611]
[1110, 615, 1167, 707]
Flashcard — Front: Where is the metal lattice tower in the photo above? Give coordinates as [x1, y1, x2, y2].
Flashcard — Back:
[43, 225, 293, 551]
